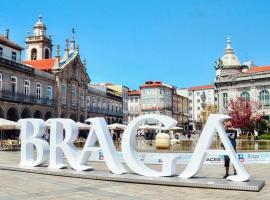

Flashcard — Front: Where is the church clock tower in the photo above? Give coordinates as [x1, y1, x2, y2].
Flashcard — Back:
[25, 15, 53, 60]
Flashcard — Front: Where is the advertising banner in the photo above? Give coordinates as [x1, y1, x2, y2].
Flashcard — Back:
[89, 151, 270, 165]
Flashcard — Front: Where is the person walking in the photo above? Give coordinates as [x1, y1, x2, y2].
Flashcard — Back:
[254, 129, 258, 140]
[222, 120, 237, 179]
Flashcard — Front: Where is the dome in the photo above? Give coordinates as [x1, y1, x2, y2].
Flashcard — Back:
[220, 37, 240, 67]
[34, 15, 46, 29]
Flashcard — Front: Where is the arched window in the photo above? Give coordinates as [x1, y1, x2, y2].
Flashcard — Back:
[71, 84, 77, 106]
[45, 49, 50, 59]
[31, 48, 37, 60]
[240, 91, 250, 101]
[24, 80, 30, 99]
[10, 76, 17, 95]
[259, 90, 270, 107]
[0, 47, 3, 57]
[0, 74, 2, 91]
[36, 83, 42, 100]
[61, 84, 66, 105]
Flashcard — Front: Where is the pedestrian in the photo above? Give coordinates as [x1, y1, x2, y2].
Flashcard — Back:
[222, 120, 237, 179]
[187, 131, 191, 140]
[248, 131, 252, 141]
[254, 129, 258, 140]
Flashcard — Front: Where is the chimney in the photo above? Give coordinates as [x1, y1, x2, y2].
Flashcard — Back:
[5, 29, 9, 39]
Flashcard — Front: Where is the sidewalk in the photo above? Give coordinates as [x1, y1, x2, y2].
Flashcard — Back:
[0, 151, 269, 200]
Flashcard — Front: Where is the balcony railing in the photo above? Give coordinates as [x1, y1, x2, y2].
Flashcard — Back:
[0, 90, 55, 107]
[87, 106, 123, 117]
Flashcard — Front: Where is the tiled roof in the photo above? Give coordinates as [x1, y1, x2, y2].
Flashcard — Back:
[24, 59, 56, 70]
[0, 34, 24, 50]
[245, 66, 270, 74]
[188, 84, 215, 91]
[128, 90, 141, 95]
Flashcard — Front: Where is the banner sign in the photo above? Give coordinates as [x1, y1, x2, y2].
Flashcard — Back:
[89, 151, 270, 165]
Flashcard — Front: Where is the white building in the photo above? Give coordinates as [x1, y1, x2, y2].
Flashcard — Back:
[187, 85, 215, 123]
[0, 29, 23, 62]
[128, 90, 141, 122]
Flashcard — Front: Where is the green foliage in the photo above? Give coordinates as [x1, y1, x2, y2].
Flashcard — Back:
[259, 133, 270, 140]
[253, 119, 269, 133]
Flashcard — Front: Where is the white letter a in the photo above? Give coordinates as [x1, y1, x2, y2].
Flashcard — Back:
[179, 114, 250, 182]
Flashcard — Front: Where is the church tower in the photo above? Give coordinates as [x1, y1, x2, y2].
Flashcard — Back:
[25, 15, 53, 60]
[215, 37, 241, 79]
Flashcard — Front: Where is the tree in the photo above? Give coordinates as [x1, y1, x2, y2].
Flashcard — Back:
[229, 97, 263, 132]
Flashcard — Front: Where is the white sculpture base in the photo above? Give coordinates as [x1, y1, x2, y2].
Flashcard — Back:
[0, 164, 264, 192]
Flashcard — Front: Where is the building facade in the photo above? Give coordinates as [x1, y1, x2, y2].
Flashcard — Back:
[128, 90, 141, 122]
[139, 81, 188, 126]
[215, 37, 270, 120]
[0, 16, 123, 124]
[187, 84, 215, 123]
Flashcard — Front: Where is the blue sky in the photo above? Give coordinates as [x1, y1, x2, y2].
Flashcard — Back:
[1, 0, 270, 89]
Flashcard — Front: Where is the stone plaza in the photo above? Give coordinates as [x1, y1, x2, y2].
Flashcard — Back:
[0, 151, 269, 200]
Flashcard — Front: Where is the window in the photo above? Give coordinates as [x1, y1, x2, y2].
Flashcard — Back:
[107, 101, 110, 110]
[0, 47, 3, 57]
[197, 99, 200, 103]
[80, 89, 84, 108]
[130, 97, 134, 103]
[197, 107, 200, 110]
[240, 91, 250, 101]
[223, 93, 228, 109]
[0, 74, 2, 91]
[103, 100, 106, 110]
[47, 85, 53, 100]
[189, 100, 192, 103]
[189, 107, 192, 110]
[31, 48, 37, 60]
[189, 92, 192, 96]
[61, 84, 66, 105]
[36, 83, 42, 100]
[259, 90, 270, 107]
[98, 98, 101, 109]
[45, 49, 50, 59]
[24, 80, 30, 99]
[71, 84, 77, 106]
[92, 97, 96, 107]
[11, 52, 16, 61]
[86, 96, 90, 108]
[10, 76, 17, 95]
[135, 97, 139, 103]
[160, 89, 163, 94]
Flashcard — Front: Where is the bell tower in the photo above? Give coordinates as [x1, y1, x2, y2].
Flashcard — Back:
[25, 15, 53, 60]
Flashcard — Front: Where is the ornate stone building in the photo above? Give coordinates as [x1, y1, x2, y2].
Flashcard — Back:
[215, 37, 270, 120]
[0, 16, 123, 123]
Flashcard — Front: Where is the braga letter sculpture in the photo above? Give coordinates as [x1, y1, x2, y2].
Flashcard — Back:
[19, 119, 49, 167]
[18, 114, 250, 182]
[78, 117, 126, 174]
[179, 114, 250, 182]
[122, 114, 179, 176]
[48, 118, 91, 171]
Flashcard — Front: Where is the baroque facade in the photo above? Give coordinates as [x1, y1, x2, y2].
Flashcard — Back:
[0, 16, 123, 123]
[215, 37, 270, 120]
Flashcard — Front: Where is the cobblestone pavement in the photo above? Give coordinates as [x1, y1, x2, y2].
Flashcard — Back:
[0, 151, 269, 200]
